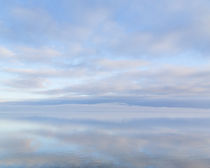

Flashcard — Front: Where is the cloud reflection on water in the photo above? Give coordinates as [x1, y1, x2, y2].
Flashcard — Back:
[0, 115, 210, 168]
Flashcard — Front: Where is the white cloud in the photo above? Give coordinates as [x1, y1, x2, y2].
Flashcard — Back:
[0, 46, 14, 58]
[97, 59, 147, 70]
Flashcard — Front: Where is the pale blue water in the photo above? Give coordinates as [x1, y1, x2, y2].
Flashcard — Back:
[1, 115, 210, 168]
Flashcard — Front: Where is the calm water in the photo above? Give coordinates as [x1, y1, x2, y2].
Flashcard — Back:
[1, 111, 210, 168]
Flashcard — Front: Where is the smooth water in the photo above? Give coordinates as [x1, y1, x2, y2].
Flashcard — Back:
[1, 111, 210, 168]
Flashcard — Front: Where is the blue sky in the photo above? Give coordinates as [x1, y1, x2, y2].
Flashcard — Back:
[0, 0, 210, 112]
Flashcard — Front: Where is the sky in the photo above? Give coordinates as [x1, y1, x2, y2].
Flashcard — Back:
[1, 1, 210, 167]
[0, 0, 210, 113]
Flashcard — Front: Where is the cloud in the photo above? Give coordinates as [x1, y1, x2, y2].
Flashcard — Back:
[2, 96, 210, 109]
[35, 65, 210, 99]
[0, 0, 210, 108]
[15, 46, 61, 63]
[5, 77, 47, 89]
[0, 46, 14, 59]
[2, 61, 210, 108]
[97, 59, 147, 70]
[1, 0, 210, 56]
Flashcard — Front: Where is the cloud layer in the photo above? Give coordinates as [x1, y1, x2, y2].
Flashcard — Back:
[0, 0, 210, 109]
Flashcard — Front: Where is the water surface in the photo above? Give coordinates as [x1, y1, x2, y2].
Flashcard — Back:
[1, 111, 210, 168]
